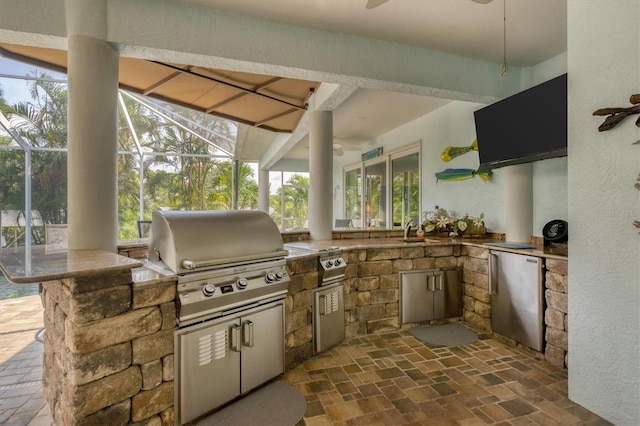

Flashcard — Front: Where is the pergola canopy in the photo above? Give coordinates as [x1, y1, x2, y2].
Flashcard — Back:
[0, 43, 320, 134]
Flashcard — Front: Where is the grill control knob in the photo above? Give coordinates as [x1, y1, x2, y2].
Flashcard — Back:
[326, 260, 334, 268]
[236, 278, 248, 290]
[265, 272, 277, 283]
[275, 271, 284, 280]
[334, 258, 342, 266]
[202, 283, 216, 297]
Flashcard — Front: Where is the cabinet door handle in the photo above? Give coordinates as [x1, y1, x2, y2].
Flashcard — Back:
[435, 274, 444, 292]
[231, 324, 242, 352]
[489, 253, 498, 295]
[427, 275, 435, 291]
[243, 320, 254, 348]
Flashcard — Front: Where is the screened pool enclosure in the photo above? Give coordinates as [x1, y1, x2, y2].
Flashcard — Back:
[0, 61, 310, 247]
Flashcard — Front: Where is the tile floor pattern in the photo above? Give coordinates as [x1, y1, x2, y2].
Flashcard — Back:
[282, 331, 612, 426]
[0, 295, 612, 426]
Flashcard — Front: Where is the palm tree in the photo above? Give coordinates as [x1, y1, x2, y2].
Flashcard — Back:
[0, 74, 68, 243]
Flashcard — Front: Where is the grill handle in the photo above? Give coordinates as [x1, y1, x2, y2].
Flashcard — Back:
[231, 324, 242, 352]
[243, 320, 255, 348]
[182, 250, 289, 271]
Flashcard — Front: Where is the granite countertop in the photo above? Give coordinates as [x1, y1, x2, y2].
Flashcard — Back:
[0, 236, 567, 285]
[285, 237, 568, 261]
[0, 246, 142, 284]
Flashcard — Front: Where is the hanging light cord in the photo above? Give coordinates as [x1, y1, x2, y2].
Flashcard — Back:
[501, 0, 509, 76]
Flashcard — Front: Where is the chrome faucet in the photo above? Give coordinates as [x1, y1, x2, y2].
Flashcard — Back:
[404, 219, 415, 241]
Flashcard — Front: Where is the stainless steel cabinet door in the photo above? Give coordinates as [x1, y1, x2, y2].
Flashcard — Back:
[401, 271, 435, 323]
[401, 269, 462, 323]
[178, 316, 241, 425]
[442, 269, 463, 319]
[240, 302, 285, 393]
[313, 282, 345, 354]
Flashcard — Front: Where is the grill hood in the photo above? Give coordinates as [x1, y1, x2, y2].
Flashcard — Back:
[148, 210, 287, 274]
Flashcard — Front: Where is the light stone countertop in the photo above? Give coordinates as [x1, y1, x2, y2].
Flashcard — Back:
[0, 236, 567, 286]
[284, 237, 568, 261]
[0, 246, 142, 284]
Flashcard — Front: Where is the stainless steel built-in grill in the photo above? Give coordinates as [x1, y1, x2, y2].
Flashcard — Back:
[318, 247, 347, 285]
[147, 210, 290, 425]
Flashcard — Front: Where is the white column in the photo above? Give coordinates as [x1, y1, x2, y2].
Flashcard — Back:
[258, 168, 269, 213]
[308, 111, 333, 240]
[504, 163, 533, 243]
[67, 35, 119, 251]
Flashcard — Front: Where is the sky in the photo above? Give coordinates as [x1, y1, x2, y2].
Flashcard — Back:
[0, 57, 67, 105]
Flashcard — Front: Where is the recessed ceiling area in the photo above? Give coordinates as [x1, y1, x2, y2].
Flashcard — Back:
[179, 0, 567, 67]
[1, 0, 567, 165]
[284, 89, 451, 160]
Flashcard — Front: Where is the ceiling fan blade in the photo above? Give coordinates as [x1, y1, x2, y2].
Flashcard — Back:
[471, 0, 494, 3]
[366, 0, 389, 9]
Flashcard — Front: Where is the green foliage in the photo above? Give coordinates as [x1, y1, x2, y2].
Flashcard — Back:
[270, 174, 309, 230]
[1, 73, 260, 244]
[0, 75, 68, 244]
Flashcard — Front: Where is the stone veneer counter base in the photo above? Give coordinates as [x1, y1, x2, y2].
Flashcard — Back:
[0, 238, 567, 425]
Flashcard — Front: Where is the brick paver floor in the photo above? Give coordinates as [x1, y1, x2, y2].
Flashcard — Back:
[0, 295, 613, 426]
[0, 295, 52, 426]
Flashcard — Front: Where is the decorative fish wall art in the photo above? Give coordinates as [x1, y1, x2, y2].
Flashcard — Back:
[435, 168, 493, 183]
[440, 140, 478, 162]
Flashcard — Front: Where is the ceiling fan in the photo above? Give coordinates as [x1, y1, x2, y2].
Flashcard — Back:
[366, 0, 493, 9]
[333, 141, 361, 156]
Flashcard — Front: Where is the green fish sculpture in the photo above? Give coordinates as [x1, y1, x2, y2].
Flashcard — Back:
[440, 139, 478, 162]
[435, 168, 493, 183]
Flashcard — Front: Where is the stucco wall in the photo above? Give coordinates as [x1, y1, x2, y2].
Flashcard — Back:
[334, 94, 568, 237]
[567, 1, 640, 424]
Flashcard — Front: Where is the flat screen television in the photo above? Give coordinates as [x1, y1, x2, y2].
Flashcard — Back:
[474, 73, 567, 170]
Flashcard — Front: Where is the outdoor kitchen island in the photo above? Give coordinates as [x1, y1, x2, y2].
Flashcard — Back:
[0, 235, 568, 426]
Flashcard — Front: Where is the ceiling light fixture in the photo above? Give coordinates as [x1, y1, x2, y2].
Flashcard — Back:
[501, 0, 509, 76]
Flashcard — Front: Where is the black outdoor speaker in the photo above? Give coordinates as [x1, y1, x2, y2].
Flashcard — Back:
[542, 219, 568, 246]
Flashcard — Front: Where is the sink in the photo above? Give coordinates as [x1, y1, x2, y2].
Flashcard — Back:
[396, 238, 440, 244]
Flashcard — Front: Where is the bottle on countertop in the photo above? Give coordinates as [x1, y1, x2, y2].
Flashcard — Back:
[416, 224, 424, 241]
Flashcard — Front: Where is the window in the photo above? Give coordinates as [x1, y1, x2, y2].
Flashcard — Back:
[364, 160, 387, 229]
[343, 143, 420, 229]
[268, 171, 310, 231]
[344, 167, 362, 228]
[391, 151, 420, 228]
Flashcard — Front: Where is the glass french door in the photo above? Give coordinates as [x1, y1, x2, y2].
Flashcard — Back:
[391, 152, 420, 229]
[343, 144, 420, 230]
[364, 160, 387, 229]
[344, 167, 362, 228]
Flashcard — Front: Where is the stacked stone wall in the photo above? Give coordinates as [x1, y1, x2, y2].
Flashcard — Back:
[41, 270, 177, 425]
[284, 244, 465, 369]
[117, 246, 148, 260]
[461, 246, 491, 332]
[284, 256, 317, 369]
[544, 259, 568, 368]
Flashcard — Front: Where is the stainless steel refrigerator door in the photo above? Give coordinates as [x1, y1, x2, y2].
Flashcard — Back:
[240, 301, 285, 392]
[313, 282, 345, 354]
[490, 251, 544, 351]
[177, 316, 241, 425]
